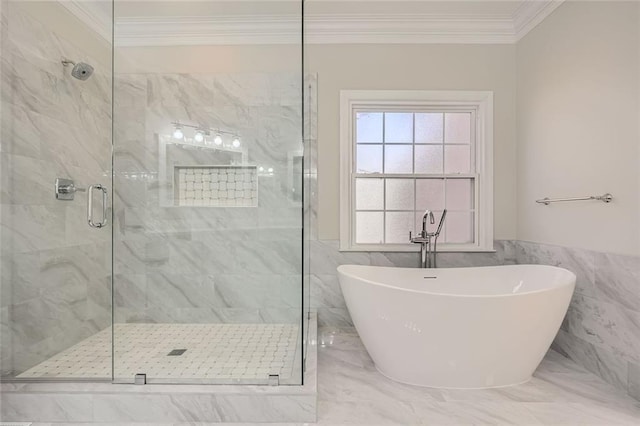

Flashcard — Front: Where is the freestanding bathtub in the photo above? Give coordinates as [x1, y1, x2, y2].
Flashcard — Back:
[337, 264, 576, 389]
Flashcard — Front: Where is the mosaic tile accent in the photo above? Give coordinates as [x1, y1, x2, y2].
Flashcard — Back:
[176, 166, 258, 207]
[18, 323, 299, 382]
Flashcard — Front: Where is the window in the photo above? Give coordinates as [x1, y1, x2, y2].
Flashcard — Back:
[340, 90, 493, 252]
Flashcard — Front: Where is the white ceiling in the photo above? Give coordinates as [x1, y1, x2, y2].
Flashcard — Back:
[59, 0, 565, 46]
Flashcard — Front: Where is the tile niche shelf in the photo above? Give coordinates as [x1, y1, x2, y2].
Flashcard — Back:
[175, 165, 258, 207]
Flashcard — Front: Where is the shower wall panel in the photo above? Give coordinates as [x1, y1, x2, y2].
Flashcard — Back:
[0, 2, 112, 376]
[113, 72, 308, 325]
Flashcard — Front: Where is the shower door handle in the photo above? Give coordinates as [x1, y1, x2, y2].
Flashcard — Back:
[87, 184, 108, 229]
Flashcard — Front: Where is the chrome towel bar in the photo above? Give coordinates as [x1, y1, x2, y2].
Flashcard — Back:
[536, 193, 613, 206]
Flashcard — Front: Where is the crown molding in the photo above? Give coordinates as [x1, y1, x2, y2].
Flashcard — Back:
[115, 13, 520, 46]
[114, 15, 301, 47]
[304, 14, 517, 45]
[57, 0, 112, 42]
[513, 0, 565, 41]
[58, 0, 565, 47]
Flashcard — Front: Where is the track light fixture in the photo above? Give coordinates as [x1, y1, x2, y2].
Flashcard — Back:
[170, 122, 240, 149]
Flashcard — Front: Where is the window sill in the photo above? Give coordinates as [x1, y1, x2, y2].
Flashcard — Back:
[339, 244, 497, 253]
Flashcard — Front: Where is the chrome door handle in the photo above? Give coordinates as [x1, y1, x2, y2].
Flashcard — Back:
[87, 184, 108, 228]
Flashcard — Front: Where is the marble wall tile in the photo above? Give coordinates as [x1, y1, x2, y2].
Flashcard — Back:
[552, 329, 629, 390]
[0, 305, 11, 376]
[1, 204, 67, 255]
[516, 240, 596, 297]
[629, 362, 640, 401]
[0, 102, 44, 158]
[594, 252, 640, 311]
[0, 251, 39, 307]
[518, 240, 640, 402]
[564, 294, 640, 364]
[213, 73, 273, 107]
[112, 70, 306, 331]
[1, 4, 112, 376]
[147, 74, 214, 109]
[317, 308, 353, 328]
[310, 274, 346, 309]
[146, 273, 218, 309]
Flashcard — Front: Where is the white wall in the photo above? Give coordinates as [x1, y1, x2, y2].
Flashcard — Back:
[307, 44, 517, 241]
[517, 0, 640, 256]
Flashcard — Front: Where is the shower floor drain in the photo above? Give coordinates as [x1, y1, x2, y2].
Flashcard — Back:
[167, 349, 187, 356]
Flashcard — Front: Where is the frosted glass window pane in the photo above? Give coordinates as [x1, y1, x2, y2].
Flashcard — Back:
[384, 113, 413, 143]
[385, 179, 414, 210]
[415, 113, 443, 143]
[444, 145, 471, 174]
[414, 210, 444, 235]
[446, 179, 473, 210]
[356, 112, 383, 143]
[445, 211, 473, 243]
[385, 212, 415, 243]
[415, 145, 443, 174]
[384, 145, 413, 173]
[356, 178, 384, 210]
[356, 212, 384, 244]
[416, 179, 445, 211]
[356, 145, 383, 173]
[444, 113, 471, 143]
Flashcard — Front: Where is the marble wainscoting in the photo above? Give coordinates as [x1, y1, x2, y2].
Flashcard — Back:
[515, 240, 640, 402]
[310, 240, 517, 327]
[0, 2, 112, 376]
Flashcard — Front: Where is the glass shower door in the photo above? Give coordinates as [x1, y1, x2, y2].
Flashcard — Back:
[0, 0, 113, 381]
[112, 0, 304, 384]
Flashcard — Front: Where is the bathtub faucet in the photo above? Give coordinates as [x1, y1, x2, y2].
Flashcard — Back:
[409, 209, 447, 268]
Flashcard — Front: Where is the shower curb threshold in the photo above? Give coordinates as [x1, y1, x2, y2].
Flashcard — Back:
[0, 313, 318, 423]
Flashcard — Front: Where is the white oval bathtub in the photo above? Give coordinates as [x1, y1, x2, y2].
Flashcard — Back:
[337, 264, 576, 389]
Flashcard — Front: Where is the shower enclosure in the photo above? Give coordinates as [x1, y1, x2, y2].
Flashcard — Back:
[0, 0, 308, 386]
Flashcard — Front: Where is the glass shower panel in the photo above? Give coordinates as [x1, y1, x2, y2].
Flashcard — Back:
[112, 1, 304, 384]
[0, 0, 113, 380]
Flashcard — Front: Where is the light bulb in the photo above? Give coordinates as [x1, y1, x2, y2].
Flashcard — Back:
[232, 137, 241, 148]
[173, 126, 184, 140]
[259, 166, 264, 172]
[194, 130, 205, 144]
[214, 134, 223, 146]
[267, 167, 274, 173]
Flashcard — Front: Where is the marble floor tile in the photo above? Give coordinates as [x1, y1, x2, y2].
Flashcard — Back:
[10, 327, 640, 425]
[311, 327, 640, 425]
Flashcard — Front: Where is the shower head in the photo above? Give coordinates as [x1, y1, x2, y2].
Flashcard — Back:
[61, 58, 94, 81]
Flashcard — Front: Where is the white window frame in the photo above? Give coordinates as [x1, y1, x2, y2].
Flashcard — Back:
[339, 90, 494, 252]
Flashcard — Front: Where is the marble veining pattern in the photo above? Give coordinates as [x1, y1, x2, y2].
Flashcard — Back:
[1, 3, 111, 377]
[112, 70, 313, 328]
[517, 240, 640, 402]
[18, 323, 300, 383]
[310, 327, 640, 425]
[4, 322, 640, 424]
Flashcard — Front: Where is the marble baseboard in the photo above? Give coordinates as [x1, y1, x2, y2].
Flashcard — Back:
[517, 240, 640, 402]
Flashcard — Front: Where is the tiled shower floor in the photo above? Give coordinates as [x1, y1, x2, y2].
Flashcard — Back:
[18, 323, 300, 383]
